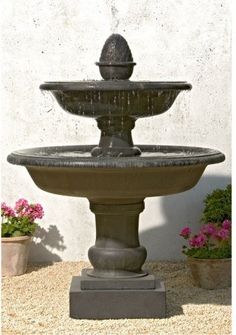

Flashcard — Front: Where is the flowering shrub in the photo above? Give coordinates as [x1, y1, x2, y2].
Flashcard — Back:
[180, 219, 231, 259]
[180, 185, 232, 259]
[1, 199, 44, 237]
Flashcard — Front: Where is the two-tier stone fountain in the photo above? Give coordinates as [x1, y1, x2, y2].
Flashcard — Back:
[8, 34, 225, 319]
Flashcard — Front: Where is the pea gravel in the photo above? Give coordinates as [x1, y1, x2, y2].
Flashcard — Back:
[2, 261, 231, 335]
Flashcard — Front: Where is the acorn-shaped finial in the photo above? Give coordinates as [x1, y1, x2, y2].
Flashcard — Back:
[96, 34, 136, 80]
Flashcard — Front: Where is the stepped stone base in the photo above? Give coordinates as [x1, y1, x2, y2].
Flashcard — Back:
[69, 270, 166, 319]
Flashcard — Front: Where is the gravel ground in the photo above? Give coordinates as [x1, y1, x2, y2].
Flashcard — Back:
[1, 261, 231, 335]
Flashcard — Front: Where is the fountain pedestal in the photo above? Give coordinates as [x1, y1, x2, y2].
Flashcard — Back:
[70, 199, 166, 319]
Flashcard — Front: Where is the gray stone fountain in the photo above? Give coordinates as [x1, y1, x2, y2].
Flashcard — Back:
[8, 34, 225, 319]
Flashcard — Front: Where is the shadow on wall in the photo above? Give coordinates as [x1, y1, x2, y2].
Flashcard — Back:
[140, 174, 231, 261]
[29, 225, 66, 263]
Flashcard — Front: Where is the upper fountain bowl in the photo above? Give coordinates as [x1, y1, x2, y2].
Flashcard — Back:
[39, 81, 191, 119]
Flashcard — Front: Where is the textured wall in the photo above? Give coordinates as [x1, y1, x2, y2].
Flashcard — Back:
[1, 0, 231, 261]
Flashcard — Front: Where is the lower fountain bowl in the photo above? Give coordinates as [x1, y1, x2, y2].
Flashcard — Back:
[7, 145, 225, 199]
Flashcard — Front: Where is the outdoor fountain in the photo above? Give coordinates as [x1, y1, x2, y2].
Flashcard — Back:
[8, 34, 225, 319]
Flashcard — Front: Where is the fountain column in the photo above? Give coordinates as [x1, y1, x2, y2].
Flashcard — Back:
[91, 116, 141, 157]
[88, 200, 147, 278]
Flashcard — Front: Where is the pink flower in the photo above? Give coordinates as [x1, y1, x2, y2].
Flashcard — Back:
[14, 199, 44, 222]
[189, 234, 207, 248]
[216, 228, 230, 240]
[23, 203, 44, 221]
[15, 198, 29, 213]
[200, 223, 217, 236]
[180, 227, 191, 238]
[1, 202, 15, 217]
[222, 219, 231, 230]
[34, 204, 44, 219]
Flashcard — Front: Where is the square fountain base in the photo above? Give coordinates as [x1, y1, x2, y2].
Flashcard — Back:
[69, 269, 166, 319]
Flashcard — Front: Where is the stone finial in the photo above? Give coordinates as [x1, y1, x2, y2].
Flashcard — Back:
[96, 34, 136, 80]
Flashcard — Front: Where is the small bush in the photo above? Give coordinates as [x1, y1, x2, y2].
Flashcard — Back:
[201, 184, 231, 223]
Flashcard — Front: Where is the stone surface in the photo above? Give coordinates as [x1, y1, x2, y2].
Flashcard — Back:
[80, 268, 156, 289]
[70, 275, 166, 319]
[1, 0, 231, 262]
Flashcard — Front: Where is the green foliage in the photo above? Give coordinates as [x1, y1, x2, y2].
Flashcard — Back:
[201, 184, 231, 223]
[183, 243, 231, 259]
[1, 216, 37, 237]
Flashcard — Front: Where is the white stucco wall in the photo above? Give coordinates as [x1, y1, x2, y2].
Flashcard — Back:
[1, 0, 231, 261]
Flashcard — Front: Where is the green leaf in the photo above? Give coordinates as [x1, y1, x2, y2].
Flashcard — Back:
[12, 230, 25, 237]
[184, 244, 231, 259]
[1, 219, 38, 237]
